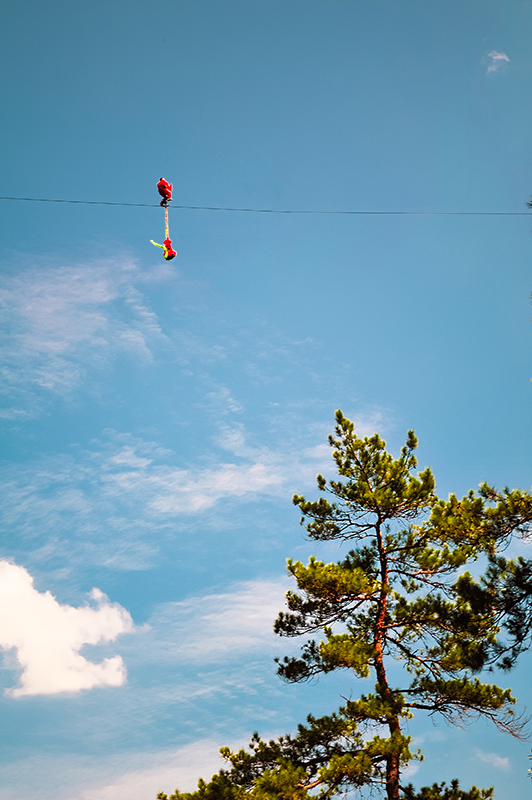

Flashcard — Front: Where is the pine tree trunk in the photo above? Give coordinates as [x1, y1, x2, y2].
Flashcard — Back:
[374, 519, 402, 800]
[375, 648, 402, 800]
[385, 742, 401, 800]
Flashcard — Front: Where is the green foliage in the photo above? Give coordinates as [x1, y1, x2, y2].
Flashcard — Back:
[159, 411, 532, 799]
[156, 773, 244, 800]
[402, 779, 494, 799]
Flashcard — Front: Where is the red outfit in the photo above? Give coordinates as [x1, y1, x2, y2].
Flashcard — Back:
[157, 178, 173, 206]
[163, 238, 176, 260]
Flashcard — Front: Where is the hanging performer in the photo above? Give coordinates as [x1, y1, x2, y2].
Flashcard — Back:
[157, 177, 173, 207]
[151, 237, 176, 260]
[151, 203, 176, 260]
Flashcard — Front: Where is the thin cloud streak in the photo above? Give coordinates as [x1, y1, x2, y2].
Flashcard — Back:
[475, 749, 510, 770]
[486, 50, 510, 73]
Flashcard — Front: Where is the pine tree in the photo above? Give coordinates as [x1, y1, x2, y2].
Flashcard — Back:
[158, 411, 532, 800]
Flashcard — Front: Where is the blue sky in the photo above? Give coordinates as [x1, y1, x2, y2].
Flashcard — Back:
[1, 1, 532, 798]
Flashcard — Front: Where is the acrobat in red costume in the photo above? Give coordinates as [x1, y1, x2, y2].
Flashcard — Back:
[157, 178, 173, 207]
[150, 237, 176, 260]
[163, 237, 176, 260]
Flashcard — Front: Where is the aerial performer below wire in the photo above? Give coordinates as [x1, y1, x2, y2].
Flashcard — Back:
[151, 178, 177, 260]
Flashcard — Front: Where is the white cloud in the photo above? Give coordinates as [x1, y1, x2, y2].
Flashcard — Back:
[0, 561, 133, 696]
[486, 50, 510, 73]
[0, 577, 301, 798]
[475, 749, 510, 770]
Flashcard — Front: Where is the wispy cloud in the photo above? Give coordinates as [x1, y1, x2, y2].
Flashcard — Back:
[0, 742, 231, 800]
[75, 741, 229, 800]
[475, 749, 510, 770]
[205, 382, 243, 414]
[485, 50, 510, 73]
[111, 452, 287, 515]
[4, 739, 252, 800]
[0, 260, 170, 417]
[0, 561, 133, 696]
[0, 422, 341, 570]
[134, 578, 289, 664]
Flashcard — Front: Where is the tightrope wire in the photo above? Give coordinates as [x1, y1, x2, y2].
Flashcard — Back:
[0, 195, 531, 216]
